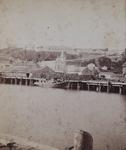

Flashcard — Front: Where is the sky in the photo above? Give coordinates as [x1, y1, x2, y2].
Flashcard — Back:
[0, 0, 126, 51]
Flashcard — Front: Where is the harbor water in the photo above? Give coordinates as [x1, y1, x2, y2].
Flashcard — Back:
[0, 84, 126, 150]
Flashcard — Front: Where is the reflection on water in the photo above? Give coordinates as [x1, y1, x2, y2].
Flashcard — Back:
[0, 84, 126, 150]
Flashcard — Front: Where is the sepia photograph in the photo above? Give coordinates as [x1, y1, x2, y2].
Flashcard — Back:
[0, 0, 126, 150]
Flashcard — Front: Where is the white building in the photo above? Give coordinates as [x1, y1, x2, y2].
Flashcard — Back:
[87, 63, 96, 71]
[67, 65, 80, 74]
[55, 51, 67, 73]
[38, 60, 56, 71]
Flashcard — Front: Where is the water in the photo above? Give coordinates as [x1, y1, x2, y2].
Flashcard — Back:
[0, 84, 126, 150]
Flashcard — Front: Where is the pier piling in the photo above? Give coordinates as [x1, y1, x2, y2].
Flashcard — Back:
[87, 84, 90, 91]
[119, 86, 122, 94]
[77, 83, 80, 90]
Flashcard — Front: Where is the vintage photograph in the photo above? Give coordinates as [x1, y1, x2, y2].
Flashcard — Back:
[0, 0, 126, 150]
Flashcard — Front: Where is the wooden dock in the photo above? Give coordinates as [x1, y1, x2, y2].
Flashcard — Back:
[0, 76, 126, 95]
[53, 80, 126, 95]
[0, 76, 39, 86]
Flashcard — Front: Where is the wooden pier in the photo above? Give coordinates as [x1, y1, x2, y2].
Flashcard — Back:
[0, 76, 126, 95]
[0, 76, 39, 86]
[54, 80, 126, 95]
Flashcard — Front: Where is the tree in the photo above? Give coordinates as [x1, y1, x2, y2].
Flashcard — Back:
[111, 60, 123, 73]
[97, 56, 112, 70]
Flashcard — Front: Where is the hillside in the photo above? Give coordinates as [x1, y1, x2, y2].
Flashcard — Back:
[0, 48, 124, 74]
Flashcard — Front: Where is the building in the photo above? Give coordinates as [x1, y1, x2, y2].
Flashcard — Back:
[1, 61, 39, 78]
[80, 66, 99, 80]
[122, 62, 126, 77]
[1, 65, 29, 77]
[31, 66, 55, 79]
[67, 65, 80, 74]
[38, 60, 56, 70]
[101, 66, 108, 71]
[99, 72, 113, 79]
[87, 63, 96, 71]
[55, 51, 67, 73]
[81, 67, 99, 76]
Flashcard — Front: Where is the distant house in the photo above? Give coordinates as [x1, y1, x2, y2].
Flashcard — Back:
[67, 65, 80, 74]
[1, 66, 31, 78]
[81, 67, 99, 75]
[87, 63, 95, 70]
[31, 66, 55, 79]
[80, 67, 99, 80]
[81, 67, 93, 76]
[101, 66, 108, 71]
[99, 71, 115, 80]
[38, 60, 56, 70]
[0, 62, 11, 69]
[1, 62, 39, 78]
[122, 62, 126, 77]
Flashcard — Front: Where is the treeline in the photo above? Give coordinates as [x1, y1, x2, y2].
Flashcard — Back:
[0, 48, 79, 62]
[11, 50, 59, 61]
[11, 50, 78, 61]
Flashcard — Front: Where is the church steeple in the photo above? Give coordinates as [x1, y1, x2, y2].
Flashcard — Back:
[55, 50, 67, 73]
[60, 50, 65, 58]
